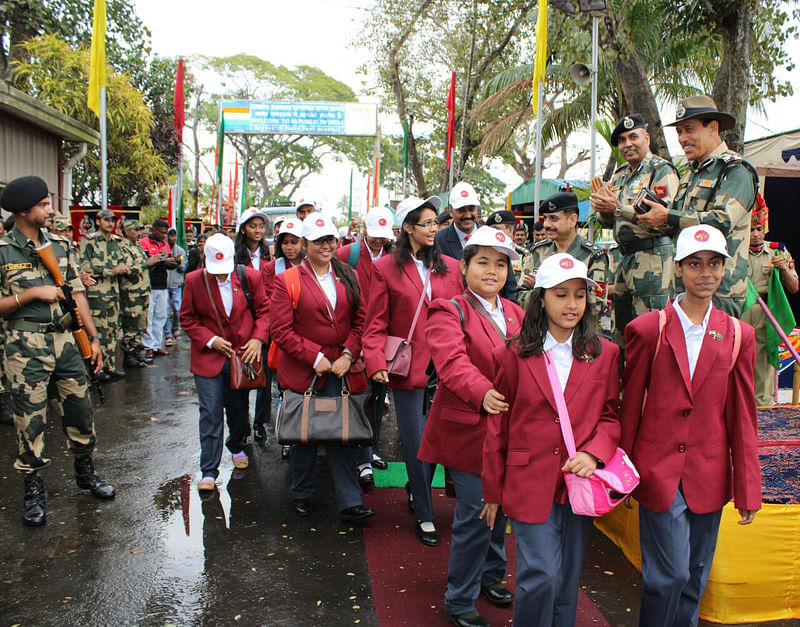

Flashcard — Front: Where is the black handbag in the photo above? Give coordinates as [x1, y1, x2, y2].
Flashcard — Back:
[276, 375, 373, 446]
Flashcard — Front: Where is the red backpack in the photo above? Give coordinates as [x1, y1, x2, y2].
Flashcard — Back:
[267, 266, 301, 370]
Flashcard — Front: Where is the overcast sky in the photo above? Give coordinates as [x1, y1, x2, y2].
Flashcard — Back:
[134, 0, 800, 214]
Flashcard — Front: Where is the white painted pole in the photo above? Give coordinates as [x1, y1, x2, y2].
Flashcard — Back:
[590, 13, 599, 180]
[99, 86, 108, 210]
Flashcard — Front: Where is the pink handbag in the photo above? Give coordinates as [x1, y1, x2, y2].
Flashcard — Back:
[543, 351, 639, 517]
[384, 270, 430, 378]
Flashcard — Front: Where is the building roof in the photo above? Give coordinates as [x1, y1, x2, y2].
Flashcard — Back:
[0, 81, 99, 145]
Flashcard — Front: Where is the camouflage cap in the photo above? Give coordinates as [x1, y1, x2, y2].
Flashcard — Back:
[122, 218, 143, 231]
[96, 208, 117, 219]
[51, 216, 72, 231]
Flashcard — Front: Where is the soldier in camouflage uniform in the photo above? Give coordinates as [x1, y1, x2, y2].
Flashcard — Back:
[486, 210, 531, 285]
[119, 219, 154, 368]
[636, 95, 758, 317]
[0, 176, 114, 527]
[590, 114, 680, 347]
[80, 208, 129, 381]
[518, 192, 610, 323]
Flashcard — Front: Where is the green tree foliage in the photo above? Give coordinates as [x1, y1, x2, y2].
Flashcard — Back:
[11, 35, 168, 205]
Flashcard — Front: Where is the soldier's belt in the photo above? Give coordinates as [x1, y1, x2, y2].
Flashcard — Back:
[619, 236, 672, 256]
[9, 319, 60, 333]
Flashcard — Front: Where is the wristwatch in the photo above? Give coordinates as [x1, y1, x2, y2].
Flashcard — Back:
[613, 203, 622, 217]
[88, 335, 99, 342]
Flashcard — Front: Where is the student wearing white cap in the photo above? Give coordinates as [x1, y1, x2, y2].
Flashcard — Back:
[363, 196, 464, 546]
[294, 198, 317, 221]
[481, 253, 621, 627]
[179, 234, 270, 491]
[270, 213, 373, 521]
[418, 227, 524, 626]
[620, 225, 760, 626]
[335, 206, 396, 486]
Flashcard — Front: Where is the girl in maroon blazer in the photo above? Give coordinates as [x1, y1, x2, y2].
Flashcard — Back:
[419, 226, 524, 626]
[620, 225, 760, 627]
[481, 253, 621, 627]
[180, 234, 269, 492]
[363, 196, 463, 547]
[270, 213, 373, 522]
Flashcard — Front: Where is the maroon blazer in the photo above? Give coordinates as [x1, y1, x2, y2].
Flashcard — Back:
[362, 254, 463, 390]
[180, 267, 270, 378]
[269, 261, 365, 393]
[335, 242, 385, 310]
[418, 293, 524, 474]
[620, 302, 761, 514]
[482, 339, 621, 524]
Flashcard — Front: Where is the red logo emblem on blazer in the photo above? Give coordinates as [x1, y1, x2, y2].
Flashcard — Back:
[378, 217, 387, 226]
[695, 230, 710, 242]
[215, 252, 224, 260]
[559, 258, 575, 269]
[315, 218, 325, 227]
[461, 190, 469, 197]
[495, 231, 505, 242]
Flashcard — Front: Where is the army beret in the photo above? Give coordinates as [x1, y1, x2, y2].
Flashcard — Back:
[539, 192, 579, 215]
[486, 210, 516, 226]
[665, 95, 735, 131]
[610, 114, 647, 146]
[96, 208, 117, 219]
[0, 175, 49, 213]
[122, 219, 143, 231]
[436, 210, 452, 225]
[51, 216, 72, 230]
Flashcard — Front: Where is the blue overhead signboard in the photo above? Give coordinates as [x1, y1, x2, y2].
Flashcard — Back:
[220, 101, 378, 136]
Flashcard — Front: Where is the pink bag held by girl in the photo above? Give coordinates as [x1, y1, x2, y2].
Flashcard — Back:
[544, 351, 639, 517]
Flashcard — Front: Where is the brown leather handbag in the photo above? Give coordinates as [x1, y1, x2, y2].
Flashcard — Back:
[276, 376, 372, 446]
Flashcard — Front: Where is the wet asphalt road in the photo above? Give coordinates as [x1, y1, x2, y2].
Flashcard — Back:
[0, 337, 792, 626]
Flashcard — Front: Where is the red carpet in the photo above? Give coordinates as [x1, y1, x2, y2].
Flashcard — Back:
[363, 488, 609, 626]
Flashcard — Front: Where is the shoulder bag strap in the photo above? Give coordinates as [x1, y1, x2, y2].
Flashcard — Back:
[450, 298, 465, 329]
[202, 270, 227, 342]
[347, 241, 361, 269]
[542, 351, 578, 459]
[284, 265, 301, 309]
[405, 269, 431, 343]
[641, 308, 667, 414]
[463, 292, 508, 339]
[730, 317, 742, 373]
[235, 264, 255, 318]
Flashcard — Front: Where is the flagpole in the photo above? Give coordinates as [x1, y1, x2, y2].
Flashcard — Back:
[534, 86, 544, 224]
[759, 297, 800, 366]
[100, 86, 107, 210]
[348, 169, 353, 221]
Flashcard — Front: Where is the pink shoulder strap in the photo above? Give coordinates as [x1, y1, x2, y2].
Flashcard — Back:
[729, 317, 742, 372]
[641, 309, 667, 413]
[543, 352, 578, 459]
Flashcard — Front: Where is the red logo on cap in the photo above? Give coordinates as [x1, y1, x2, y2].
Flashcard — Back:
[495, 232, 505, 242]
[315, 218, 325, 227]
[559, 258, 575, 269]
[215, 252, 224, 260]
[378, 218, 387, 226]
[286, 222, 294, 229]
[694, 230, 710, 242]
[460, 190, 469, 198]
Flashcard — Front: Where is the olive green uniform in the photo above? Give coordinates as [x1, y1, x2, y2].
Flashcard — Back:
[518, 234, 610, 323]
[597, 152, 680, 345]
[80, 231, 124, 370]
[741, 242, 796, 405]
[0, 227, 96, 472]
[666, 142, 758, 317]
[119, 238, 151, 354]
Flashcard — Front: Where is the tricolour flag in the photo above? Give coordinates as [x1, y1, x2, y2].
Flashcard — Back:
[445, 71, 456, 170]
[87, 0, 106, 116]
[532, 0, 548, 114]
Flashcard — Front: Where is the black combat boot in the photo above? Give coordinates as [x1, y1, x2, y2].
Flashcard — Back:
[123, 352, 145, 368]
[74, 455, 116, 499]
[23, 473, 46, 526]
[0, 391, 13, 425]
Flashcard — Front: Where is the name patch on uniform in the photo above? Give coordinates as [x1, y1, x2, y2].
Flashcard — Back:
[698, 178, 717, 188]
[3, 262, 33, 271]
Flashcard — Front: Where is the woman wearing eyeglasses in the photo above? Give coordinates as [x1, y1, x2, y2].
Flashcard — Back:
[363, 196, 463, 547]
[270, 213, 373, 522]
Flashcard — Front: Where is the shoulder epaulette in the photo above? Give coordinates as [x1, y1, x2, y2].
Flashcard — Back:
[531, 239, 551, 250]
[718, 151, 742, 165]
[613, 162, 630, 175]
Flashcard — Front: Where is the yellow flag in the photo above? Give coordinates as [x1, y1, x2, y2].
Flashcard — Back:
[87, 0, 106, 117]
[532, 0, 548, 114]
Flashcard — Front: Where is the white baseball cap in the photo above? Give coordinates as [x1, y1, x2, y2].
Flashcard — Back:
[365, 207, 396, 240]
[273, 216, 287, 229]
[464, 226, 520, 261]
[302, 213, 339, 241]
[204, 233, 235, 274]
[338, 225, 349, 238]
[278, 218, 303, 238]
[294, 198, 316, 213]
[535, 253, 598, 289]
[395, 196, 442, 228]
[238, 207, 267, 229]
[674, 224, 730, 261]
[449, 181, 480, 209]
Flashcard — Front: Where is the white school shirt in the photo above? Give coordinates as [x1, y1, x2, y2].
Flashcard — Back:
[543, 331, 574, 393]
[411, 257, 432, 299]
[310, 263, 351, 367]
[249, 247, 261, 270]
[468, 289, 507, 336]
[206, 275, 234, 348]
[368, 247, 383, 262]
[672, 293, 712, 379]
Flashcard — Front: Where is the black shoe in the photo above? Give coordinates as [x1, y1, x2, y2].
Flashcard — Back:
[415, 522, 439, 547]
[281, 445, 291, 460]
[358, 467, 374, 492]
[96, 371, 111, 383]
[339, 505, 375, 521]
[371, 454, 388, 470]
[23, 474, 46, 526]
[481, 582, 513, 606]
[0, 391, 13, 425]
[294, 501, 312, 517]
[405, 481, 414, 514]
[108, 370, 126, 380]
[446, 610, 489, 627]
[74, 456, 116, 499]
[253, 423, 267, 441]
[123, 354, 145, 368]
